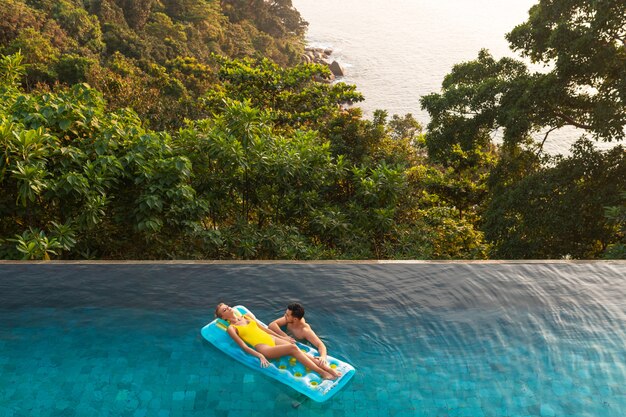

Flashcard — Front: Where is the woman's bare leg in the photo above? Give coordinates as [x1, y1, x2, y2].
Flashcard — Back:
[255, 342, 336, 380]
[277, 339, 341, 377]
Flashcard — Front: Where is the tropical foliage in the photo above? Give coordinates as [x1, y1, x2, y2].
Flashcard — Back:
[0, 53, 200, 259]
[0, 0, 308, 129]
[0, 52, 487, 260]
[420, 0, 625, 259]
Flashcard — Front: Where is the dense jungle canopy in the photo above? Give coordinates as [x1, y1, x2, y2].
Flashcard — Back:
[0, 0, 624, 260]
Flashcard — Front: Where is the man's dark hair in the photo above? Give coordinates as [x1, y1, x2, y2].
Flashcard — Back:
[287, 303, 305, 319]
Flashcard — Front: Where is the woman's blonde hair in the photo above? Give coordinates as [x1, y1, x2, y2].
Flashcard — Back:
[215, 303, 225, 318]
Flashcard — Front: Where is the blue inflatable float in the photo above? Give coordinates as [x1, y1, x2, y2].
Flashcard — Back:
[201, 305, 355, 402]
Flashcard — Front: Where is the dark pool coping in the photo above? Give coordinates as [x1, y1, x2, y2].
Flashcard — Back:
[0, 259, 624, 265]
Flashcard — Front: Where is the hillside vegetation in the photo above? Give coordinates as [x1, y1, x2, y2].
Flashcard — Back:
[0, 0, 307, 129]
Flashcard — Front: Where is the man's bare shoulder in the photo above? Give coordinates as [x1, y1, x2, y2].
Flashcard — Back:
[301, 323, 320, 339]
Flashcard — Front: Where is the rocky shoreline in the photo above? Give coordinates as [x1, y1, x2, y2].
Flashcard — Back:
[301, 47, 346, 82]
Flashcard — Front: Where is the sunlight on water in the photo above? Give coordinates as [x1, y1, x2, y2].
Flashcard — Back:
[292, 0, 537, 119]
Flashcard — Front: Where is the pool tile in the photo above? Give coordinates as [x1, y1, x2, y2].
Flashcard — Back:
[539, 403, 556, 416]
[2, 292, 625, 417]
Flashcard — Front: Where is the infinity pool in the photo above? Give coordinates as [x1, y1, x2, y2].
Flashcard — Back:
[1, 262, 625, 417]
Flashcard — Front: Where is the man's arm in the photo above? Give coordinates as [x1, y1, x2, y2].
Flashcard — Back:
[304, 328, 328, 365]
[268, 316, 289, 337]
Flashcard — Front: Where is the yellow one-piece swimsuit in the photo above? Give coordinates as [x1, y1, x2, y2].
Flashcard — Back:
[233, 317, 276, 347]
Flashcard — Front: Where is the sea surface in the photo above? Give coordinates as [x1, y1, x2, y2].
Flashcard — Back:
[1, 262, 625, 417]
[291, 0, 616, 155]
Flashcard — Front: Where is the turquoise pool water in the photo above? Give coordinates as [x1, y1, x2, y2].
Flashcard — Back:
[1, 262, 625, 417]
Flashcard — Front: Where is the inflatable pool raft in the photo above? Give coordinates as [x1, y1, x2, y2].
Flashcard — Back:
[201, 305, 355, 402]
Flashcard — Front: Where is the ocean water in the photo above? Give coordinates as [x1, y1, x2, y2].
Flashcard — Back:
[1, 262, 625, 417]
[292, 0, 616, 155]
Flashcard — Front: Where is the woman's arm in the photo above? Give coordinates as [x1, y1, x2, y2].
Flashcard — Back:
[226, 326, 270, 367]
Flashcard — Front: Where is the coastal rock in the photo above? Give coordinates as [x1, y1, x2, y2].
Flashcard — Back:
[302, 48, 323, 65]
[329, 60, 345, 77]
[301, 47, 345, 79]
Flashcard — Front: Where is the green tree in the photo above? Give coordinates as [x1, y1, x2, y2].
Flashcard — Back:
[49, 0, 105, 52]
[603, 191, 626, 259]
[3, 27, 60, 85]
[0, 0, 316, 130]
[221, 0, 307, 38]
[420, 0, 625, 260]
[0, 54, 200, 259]
[507, 0, 626, 142]
[175, 99, 340, 259]
[203, 56, 363, 130]
[483, 139, 625, 259]
[117, 0, 158, 30]
[421, 1, 625, 160]
[421, 50, 538, 163]
[0, 51, 25, 91]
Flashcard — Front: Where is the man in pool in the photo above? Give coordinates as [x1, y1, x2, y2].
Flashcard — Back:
[269, 303, 330, 367]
